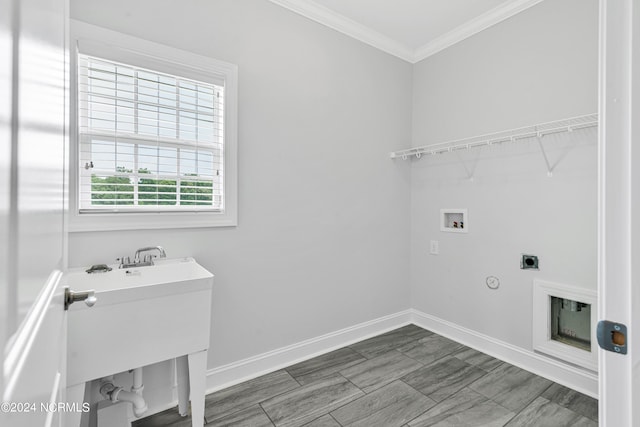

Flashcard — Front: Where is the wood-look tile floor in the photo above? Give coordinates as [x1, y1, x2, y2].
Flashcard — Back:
[134, 325, 598, 427]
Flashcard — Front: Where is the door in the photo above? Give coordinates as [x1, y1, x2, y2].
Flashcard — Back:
[0, 0, 12, 409]
[1, 0, 69, 426]
[598, 0, 639, 426]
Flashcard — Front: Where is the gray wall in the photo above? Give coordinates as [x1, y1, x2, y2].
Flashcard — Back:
[69, 0, 413, 369]
[410, 0, 598, 350]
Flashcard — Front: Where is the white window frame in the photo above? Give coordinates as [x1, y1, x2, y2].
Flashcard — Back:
[69, 21, 238, 231]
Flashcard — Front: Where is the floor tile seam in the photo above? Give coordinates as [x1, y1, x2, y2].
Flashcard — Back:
[461, 380, 516, 413]
[343, 390, 422, 422]
[347, 345, 370, 360]
[299, 414, 343, 427]
[266, 377, 367, 427]
[286, 350, 364, 372]
[335, 369, 363, 387]
[460, 362, 507, 393]
[438, 387, 521, 427]
[425, 362, 498, 397]
[206, 382, 302, 423]
[328, 392, 429, 427]
[289, 357, 369, 384]
[535, 394, 598, 424]
[498, 412, 519, 427]
[262, 373, 362, 408]
[560, 402, 599, 423]
[286, 390, 365, 427]
[392, 335, 433, 347]
[336, 350, 424, 388]
[407, 376, 492, 407]
[397, 378, 435, 402]
[488, 392, 525, 414]
[391, 381, 441, 423]
[349, 336, 422, 359]
[421, 355, 484, 378]
[401, 403, 439, 427]
[206, 372, 300, 404]
[567, 409, 598, 424]
[498, 395, 555, 426]
[388, 348, 433, 367]
[458, 358, 505, 374]
[257, 403, 278, 427]
[328, 413, 344, 426]
[394, 346, 464, 368]
[543, 391, 599, 422]
[312, 373, 373, 422]
[285, 368, 305, 386]
[536, 382, 555, 402]
[486, 358, 507, 372]
[400, 361, 472, 391]
[349, 397, 434, 427]
[500, 393, 563, 424]
[402, 387, 496, 427]
[207, 403, 273, 426]
[420, 382, 475, 405]
[351, 357, 425, 395]
[504, 381, 556, 415]
[477, 363, 504, 374]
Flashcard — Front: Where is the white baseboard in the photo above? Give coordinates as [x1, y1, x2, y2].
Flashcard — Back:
[205, 310, 413, 394]
[410, 309, 598, 398]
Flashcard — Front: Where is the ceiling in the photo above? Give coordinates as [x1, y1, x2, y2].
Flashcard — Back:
[268, 0, 545, 63]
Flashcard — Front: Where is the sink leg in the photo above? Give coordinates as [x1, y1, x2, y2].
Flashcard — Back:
[176, 355, 190, 416]
[188, 350, 207, 427]
[66, 382, 86, 427]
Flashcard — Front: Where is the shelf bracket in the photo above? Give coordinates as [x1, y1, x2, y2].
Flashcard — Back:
[536, 134, 554, 177]
[455, 148, 479, 181]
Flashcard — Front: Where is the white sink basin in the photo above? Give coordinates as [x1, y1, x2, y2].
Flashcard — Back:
[65, 257, 214, 386]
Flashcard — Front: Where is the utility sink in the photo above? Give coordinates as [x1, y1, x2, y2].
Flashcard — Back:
[64, 257, 213, 427]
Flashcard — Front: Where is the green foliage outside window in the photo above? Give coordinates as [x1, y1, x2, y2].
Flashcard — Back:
[91, 168, 213, 206]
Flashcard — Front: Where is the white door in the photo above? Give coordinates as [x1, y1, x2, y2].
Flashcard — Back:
[0, 0, 12, 409]
[1, 0, 69, 426]
[598, 0, 639, 426]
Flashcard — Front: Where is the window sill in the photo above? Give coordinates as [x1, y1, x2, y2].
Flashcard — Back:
[67, 210, 237, 232]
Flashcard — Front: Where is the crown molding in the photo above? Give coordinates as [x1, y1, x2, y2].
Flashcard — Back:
[268, 0, 546, 64]
[413, 0, 546, 63]
[267, 0, 415, 63]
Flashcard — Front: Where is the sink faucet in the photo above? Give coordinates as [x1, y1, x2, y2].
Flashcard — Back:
[118, 246, 166, 268]
[134, 246, 167, 263]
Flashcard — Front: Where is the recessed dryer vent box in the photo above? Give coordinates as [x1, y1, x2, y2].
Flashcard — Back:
[533, 279, 597, 371]
[440, 209, 467, 233]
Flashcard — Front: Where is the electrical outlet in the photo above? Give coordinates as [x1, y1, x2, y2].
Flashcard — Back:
[430, 240, 439, 255]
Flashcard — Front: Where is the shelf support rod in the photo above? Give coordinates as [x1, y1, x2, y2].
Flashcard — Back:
[536, 134, 553, 177]
[455, 150, 477, 181]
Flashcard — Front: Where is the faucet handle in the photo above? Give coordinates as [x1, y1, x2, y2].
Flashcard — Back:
[117, 256, 131, 268]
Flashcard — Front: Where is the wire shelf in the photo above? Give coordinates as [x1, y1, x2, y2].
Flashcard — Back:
[390, 113, 598, 160]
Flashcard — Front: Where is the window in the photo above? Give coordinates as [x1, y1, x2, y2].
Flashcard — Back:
[79, 56, 223, 211]
[70, 21, 237, 231]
